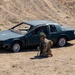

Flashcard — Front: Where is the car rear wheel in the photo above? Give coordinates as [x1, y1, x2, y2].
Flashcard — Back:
[10, 42, 22, 52]
[57, 37, 67, 47]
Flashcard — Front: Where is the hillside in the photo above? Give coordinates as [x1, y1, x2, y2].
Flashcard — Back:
[0, 0, 75, 30]
[0, 0, 75, 75]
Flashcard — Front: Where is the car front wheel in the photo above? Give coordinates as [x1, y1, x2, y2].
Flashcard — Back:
[10, 42, 22, 52]
[57, 37, 67, 47]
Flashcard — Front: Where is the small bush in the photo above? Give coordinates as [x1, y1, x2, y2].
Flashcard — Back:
[12, 64, 17, 68]
[0, 24, 3, 26]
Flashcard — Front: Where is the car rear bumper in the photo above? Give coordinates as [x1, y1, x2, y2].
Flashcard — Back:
[74, 30, 75, 39]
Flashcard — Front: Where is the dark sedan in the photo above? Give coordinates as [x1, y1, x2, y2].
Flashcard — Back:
[0, 20, 75, 52]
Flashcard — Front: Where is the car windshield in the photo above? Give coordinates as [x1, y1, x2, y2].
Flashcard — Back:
[10, 23, 32, 34]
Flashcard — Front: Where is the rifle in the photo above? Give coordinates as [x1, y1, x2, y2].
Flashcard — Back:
[37, 47, 40, 56]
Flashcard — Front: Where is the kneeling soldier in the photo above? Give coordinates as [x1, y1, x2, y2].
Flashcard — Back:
[38, 32, 53, 57]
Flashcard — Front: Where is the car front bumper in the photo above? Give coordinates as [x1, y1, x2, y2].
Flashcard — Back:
[0, 41, 3, 48]
[0, 41, 10, 49]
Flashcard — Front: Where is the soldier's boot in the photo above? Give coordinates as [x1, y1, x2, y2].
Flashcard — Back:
[50, 53, 53, 57]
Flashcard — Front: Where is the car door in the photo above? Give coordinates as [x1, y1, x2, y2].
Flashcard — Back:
[26, 29, 40, 46]
[26, 26, 49, 46]
[47, 25, 59, 43]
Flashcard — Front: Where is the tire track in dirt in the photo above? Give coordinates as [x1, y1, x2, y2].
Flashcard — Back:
[30, 0, 70, 25]
[30, 0, 51, 19]
[44, 0, 67, 18]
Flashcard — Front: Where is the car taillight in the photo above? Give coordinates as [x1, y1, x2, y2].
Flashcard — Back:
[74, 30, 75, 34]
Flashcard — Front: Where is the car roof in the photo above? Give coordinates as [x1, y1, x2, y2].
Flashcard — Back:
[24, 20, 59, 26]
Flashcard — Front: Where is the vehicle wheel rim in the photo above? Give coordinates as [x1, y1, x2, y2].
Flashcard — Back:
[59, 38, 66, 47]
[13, 44, 20, 52]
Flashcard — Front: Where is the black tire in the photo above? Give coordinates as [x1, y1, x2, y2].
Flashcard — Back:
[57, 36, 67, 47]
[10, 41, 23, 52]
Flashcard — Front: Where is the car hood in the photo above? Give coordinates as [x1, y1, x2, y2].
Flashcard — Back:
[0, 30, 24, 41]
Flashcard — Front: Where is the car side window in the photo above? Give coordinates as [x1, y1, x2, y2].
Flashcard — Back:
[29, 30, 36, 35]
[36, 26, 48, 35]
[28, 26, 49, 36]
[50, 25, 57, 32]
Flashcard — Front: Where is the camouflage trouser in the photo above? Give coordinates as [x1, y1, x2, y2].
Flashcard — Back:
[39, 39, 53, 56]
[40, 49, 53, 57]
[47, 49, 53, 57]
[39, 39, 53, 57]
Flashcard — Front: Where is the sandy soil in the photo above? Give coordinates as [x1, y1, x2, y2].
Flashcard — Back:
[0, 0, 75, 75]
[0, 41, 75, 75]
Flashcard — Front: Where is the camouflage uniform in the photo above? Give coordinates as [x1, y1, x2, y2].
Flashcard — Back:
[39, 38, 53, 57]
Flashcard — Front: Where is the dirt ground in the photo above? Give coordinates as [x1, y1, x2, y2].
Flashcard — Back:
[0, 40, 75, 75]
[0, 0, 75, 75]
